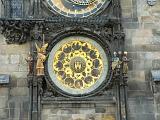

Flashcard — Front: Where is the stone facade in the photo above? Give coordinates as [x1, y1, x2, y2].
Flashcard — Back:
[0, 0, 160, 120]
[0, 34, 30, 120]
[122, 0, 160, 120]
[41, 103, 116, 120]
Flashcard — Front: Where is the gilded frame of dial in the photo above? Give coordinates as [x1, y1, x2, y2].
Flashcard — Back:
[45, 31, 112, 97]
[46, 0, 111, 18]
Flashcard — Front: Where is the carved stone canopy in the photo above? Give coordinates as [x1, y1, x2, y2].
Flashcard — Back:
[0, 16, 121, 44]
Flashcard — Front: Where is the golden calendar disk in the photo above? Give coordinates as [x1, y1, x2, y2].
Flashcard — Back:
[47, 34, 111, 96]
[53, 40, 103, 89]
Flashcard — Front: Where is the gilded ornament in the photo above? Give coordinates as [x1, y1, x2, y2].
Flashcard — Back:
[35, 43, 48, 76]
[53, 40, 103, 89]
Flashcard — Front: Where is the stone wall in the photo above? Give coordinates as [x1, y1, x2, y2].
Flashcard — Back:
[0, 0, 160, 120]
[0, 34, 30, 120]
[41, 103, 116, 120]
[122, 0, 160, 120]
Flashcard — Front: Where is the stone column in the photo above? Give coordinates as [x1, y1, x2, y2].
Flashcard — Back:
[32, 76, 38, 120]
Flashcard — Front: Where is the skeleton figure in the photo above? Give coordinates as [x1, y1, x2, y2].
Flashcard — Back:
[35, 43, 48, 76]
[147, 0, 156, 6]
[1, 0, 4, 5]
[122, 51, 129, 74]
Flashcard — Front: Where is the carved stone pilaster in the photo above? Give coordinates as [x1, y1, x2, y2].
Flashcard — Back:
[37, 76, 44, 96]
[27, 74, 34, 87]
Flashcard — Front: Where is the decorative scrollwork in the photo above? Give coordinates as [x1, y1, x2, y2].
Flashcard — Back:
[0, 20, 34, 44]
[0, 16, 119, 44]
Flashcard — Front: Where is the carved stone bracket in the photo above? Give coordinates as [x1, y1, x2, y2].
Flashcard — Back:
[113, 32, 125, 41]
[0, 20, 35, 44]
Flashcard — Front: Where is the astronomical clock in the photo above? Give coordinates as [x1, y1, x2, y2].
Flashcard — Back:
[32, 0, 116, 98]
[40, 0, 118, 98]
[45, 31, 112, 97]
[0, 0, 124, 99]
[0, 0, 125, 119]
[43, 0, 111, 17]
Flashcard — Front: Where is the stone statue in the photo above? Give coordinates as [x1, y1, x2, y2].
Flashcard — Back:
[0, 0, 4, 5]
[112, 52, 121, 70]
[25, 52, 33, 75]
[122, 51, 129, 74]
[35, 42, 48, 76]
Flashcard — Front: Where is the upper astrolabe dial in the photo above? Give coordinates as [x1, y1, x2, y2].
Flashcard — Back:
[46, 0, 108, 18]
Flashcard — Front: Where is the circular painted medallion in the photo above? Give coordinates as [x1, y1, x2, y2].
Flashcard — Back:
[53, 40, 103, 89]
[46, 0, 110, 18]
[47, 34, 111, 96]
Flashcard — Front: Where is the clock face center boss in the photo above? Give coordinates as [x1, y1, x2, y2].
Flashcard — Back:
[47, 36, 110, 95]
[70, 57, 86, 73]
